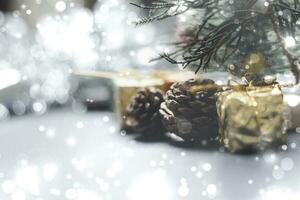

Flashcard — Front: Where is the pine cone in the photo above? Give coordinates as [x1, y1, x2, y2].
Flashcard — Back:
[123, 87, 165, 134]
[160, 79, 219, 141]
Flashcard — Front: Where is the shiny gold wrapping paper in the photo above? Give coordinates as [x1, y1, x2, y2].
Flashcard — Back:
[113, 77, 164, 127]
[217, 85, 287, 152]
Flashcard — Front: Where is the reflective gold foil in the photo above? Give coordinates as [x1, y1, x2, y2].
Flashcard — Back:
[217, 85, 287, 152]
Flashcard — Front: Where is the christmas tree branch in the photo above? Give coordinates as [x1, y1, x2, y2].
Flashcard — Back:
[133, 0, 300, 81]
[270, 4, 300, 83]
[161, 13, 258, 73]
[131, 0, 219, 25]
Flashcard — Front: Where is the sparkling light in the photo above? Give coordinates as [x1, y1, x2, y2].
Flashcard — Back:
[26, 9, 32, 15]
[191, 166, 197, 172]
[178, 178, 189, 197]
[32, 101, 47, 115]
[2, 180, 16, 194]
[76, 189, 102, 200]
[66, 137, 78, 147]
[206, 184, 217, 199]
[103, 116, 109, 122]
[39, 125, 45, 132]
[37, 8, 95, 68]
[11, 189, 26, 200]
[43, 163, 58, 181]
[202, 163, 212, 171]
[272, 165, 285, 180]
[263, 152, 277, 163]
[285, 36, 296, 47]
[284, 94, 300, 107]
[126, 170, 173, 200]
[15, 165, 40, 195]
[96, 178, 110, 192]
[196, 171, 203, 179]
[106, 169, 116, 178]
[264, 2, 270, 7]
[280, 158, 294, 171]
[65, 188, 77, 199]
[76, 121, 84, 129]
[56, 1, 67, 12]
[136, 47, 156, 66]
[50, 188, 61, 196]
[72, 158, 86, 171]
[45, 128, 56, 138]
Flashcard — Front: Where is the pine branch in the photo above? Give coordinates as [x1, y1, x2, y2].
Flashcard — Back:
[270, 3, 300, 83]
[160, 11, 260, 73]
[131, 0, 219, 25]
[132, 0, 300, 82]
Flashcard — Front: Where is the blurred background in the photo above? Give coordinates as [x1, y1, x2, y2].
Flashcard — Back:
[2, 2, 300, 200]
[0, 0, 174, 119]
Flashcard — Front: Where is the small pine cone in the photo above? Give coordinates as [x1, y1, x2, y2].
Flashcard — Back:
[160, 79, 219, 141]
[124, 87, 165, 134]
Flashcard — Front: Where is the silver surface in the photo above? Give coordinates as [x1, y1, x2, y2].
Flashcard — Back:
[0, 110, 299, 200]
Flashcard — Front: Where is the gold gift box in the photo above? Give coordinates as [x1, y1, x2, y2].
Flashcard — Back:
[217, 84, 287, 152]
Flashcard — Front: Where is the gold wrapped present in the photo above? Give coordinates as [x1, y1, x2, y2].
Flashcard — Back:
[217, 84, 287, 152]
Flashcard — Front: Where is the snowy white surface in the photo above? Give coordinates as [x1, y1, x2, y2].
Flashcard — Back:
[0, 109, 300, 200]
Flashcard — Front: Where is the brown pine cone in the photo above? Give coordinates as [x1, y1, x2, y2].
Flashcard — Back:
[123, 87, 165, 134]
[160, 79, 219, 141]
